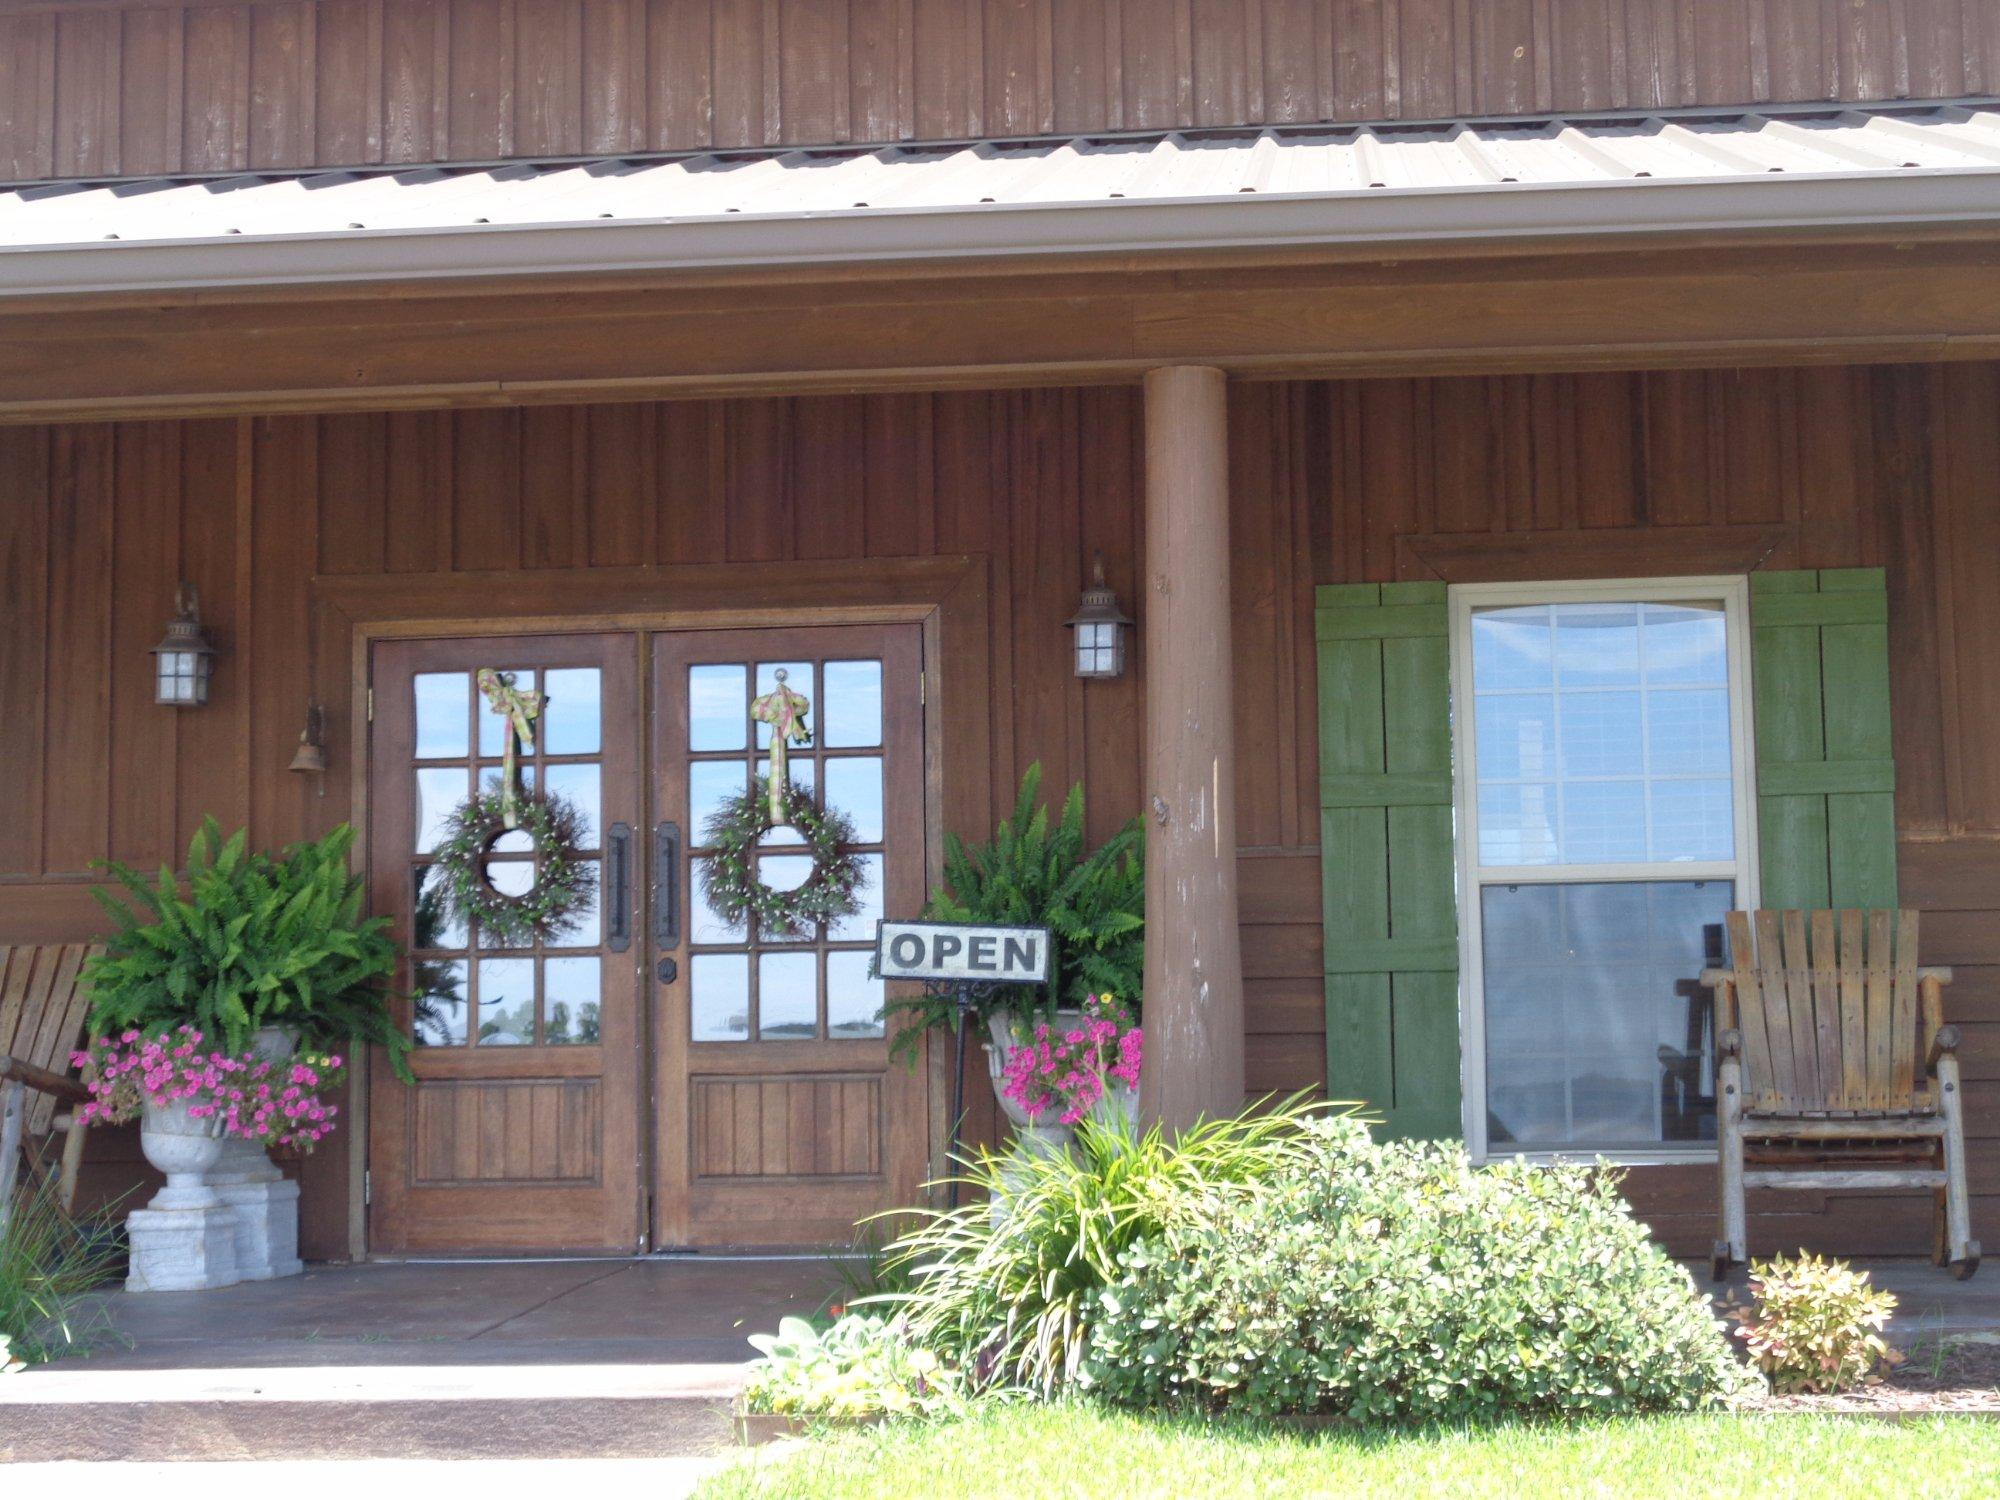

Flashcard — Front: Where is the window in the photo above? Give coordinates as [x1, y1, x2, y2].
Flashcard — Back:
[1450, 578, 1758, 1158]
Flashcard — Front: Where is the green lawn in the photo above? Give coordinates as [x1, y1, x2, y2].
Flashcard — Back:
[698, 1403, 2000, 1500]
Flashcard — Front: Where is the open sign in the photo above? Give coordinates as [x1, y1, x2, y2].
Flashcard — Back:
[874, 921, 1050, 985]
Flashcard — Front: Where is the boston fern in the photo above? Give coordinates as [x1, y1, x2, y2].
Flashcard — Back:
[888, 764, 1143, 1065]
[83, 819, 413, 1082]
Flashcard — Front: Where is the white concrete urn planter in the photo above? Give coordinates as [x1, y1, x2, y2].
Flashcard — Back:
[126, 1025, 304, 1291]
[984, 1010, 1140, 1155]
[128, 1095, 241, 1291]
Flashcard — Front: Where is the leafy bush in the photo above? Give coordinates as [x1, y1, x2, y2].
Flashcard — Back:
[889, 764, 1143, 1065]
[1083, 1120, 1749, 1421]
[1, 1181, 123, 1365]
[84, 818, 412, 1081]
[868, 1098, 1335, 1395]
[1727, 1254, 1900, 1394]
[744, 1314, 967, 1420]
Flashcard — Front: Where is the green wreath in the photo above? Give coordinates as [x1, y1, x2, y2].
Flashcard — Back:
[434, 783, 593, 946]
[700, 778, 864, 939]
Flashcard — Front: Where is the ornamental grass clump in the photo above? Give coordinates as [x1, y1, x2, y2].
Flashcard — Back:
[1082, 1119, 1751, 1422]
[0, 1180, 122, 1366]
[1727, 1253, 1900, 1394]
[866, 1097, 1338, 1396]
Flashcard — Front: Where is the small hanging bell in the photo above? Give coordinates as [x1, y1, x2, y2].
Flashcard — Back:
[288, 704, 328, 775]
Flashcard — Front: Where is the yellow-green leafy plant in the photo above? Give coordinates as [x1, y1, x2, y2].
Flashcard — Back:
[1728, 1253, 1901, 1394]
[744, 1313, 967, 1421]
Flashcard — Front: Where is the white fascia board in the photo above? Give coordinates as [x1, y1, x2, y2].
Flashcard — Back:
[2, 167, 1998, 297]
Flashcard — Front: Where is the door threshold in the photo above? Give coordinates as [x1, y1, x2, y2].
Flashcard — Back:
[377, 1249, 870, 1265]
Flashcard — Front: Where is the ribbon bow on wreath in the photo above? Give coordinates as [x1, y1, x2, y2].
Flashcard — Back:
[477, 668, 544, 829]
[749, 669, 812, 827]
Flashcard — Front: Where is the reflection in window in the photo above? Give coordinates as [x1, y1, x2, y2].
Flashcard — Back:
[759, 952, 817, 1039]
[478, 958, 536, 1045]
[827, 951, 885, 1038]
[1459, 585, 1749, 1158]
[544, 956, 602, 1045]
[691, 953, 750, 1040]
[413, 959, 469, 1047]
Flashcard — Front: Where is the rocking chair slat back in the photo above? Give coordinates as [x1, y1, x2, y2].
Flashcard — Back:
[1722, 910, 1934, 1117]
[0, 945, 98, 1134]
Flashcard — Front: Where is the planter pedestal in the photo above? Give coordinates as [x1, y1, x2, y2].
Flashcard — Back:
[209, 1135, 303, 1281]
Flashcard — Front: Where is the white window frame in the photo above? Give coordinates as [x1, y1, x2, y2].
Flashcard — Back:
[1449, 575, 1760, 1165]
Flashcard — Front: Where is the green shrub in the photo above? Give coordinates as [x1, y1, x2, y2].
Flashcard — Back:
[84, 818, 412, 1080]
[1083, 1120, 1749, 1421]
[888, 764, 1143, 1064]
[1727, 1253, 1899, 1394]
[1, 1181, 123, 1365]
[868, 1098, 1336, 1395]
[744, 1314, 968, 1420]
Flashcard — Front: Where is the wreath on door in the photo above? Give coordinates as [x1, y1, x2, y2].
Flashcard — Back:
[430, 668, 595, 946]
[695, 669, 866, 939]
[699, 779, 863, 938]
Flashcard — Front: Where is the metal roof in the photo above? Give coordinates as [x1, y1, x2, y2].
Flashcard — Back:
[5, 103, 2000, 295]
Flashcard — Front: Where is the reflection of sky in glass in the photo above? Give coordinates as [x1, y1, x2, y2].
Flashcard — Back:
[759, 952, 817, 1038]
[821, 661, 883, 747]
[1472, 599, 1733, 866]
[414, 673, 469, 758]
[691, 954, 749, 1040]
[541, 668, 601, 755]
[830, 854, 881, 941]
[415, 767, 469, 853]
[544, 956, 601, 1045]
[478, 958, 535, 1046]
[827, 951, 885, 1037]
[821, 757, 883, 842]
[689, 665, 748, 752]
[542, 762, 601, 847]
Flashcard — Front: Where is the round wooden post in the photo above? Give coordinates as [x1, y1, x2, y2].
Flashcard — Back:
[1138, 365, 1245, 1132]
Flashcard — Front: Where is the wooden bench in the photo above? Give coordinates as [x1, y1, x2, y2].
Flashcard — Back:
[0, 944, 101, 1235]
[1702, 909, 1976, 1281]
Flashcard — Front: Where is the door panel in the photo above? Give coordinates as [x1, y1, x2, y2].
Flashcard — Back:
[652, 624, 927, 1249]
[369, 633, 644, 1254]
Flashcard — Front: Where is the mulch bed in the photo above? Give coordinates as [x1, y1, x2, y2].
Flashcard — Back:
[1744, 1337, 2000, 1414]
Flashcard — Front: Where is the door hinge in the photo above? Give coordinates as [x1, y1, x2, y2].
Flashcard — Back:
[920, 674, 927, 706]
[363, 1169, 372, 1206]
[366, 687, 375, 722]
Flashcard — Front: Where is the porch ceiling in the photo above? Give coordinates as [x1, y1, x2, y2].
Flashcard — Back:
[4, 102, 2000, 296]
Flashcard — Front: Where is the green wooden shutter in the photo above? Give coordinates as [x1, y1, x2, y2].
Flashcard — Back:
[1316, 582, 1460, 1140]
[1751, 568, 1897, 910]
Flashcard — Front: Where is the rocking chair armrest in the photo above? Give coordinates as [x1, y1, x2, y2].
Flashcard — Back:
[0, 1053, 91, 1105]
[1927, 1024, 1963, 1077]
[1698, 969, 1734, 990]
[1919, 966, 1955, 986]
[1718, 1029, 1743, 1060]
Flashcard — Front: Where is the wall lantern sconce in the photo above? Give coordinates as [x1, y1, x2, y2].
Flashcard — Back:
[1065, 554, 1133, 680]
[288, 703, 329, 777]
[150, 582, 218, 707]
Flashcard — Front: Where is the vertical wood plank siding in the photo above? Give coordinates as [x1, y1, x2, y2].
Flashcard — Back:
[4, 364, 2000, 1258]
[3, 0, 1997, 182]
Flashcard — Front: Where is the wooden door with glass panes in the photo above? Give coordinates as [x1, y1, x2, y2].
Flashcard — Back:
[651, 625, 927, 1249]
[367, 634, 644, 1253]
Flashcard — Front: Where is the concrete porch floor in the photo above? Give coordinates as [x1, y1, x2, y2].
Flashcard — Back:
[57, 1254, 847, 1371]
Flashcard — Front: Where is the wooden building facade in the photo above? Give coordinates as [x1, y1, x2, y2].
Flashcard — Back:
[3, 0, 1999, 1264]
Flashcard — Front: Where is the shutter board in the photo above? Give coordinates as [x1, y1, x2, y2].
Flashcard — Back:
[1316, 581, 1460, 1140]
[1752, 569, 1898, 911]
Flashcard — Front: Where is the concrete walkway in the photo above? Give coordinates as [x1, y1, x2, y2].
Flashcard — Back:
[0, 1256, 843, 1463]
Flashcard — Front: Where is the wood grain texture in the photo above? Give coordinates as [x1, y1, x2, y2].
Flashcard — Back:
[1, 360, 1997, 1257]
[1, 0, 1994, 182]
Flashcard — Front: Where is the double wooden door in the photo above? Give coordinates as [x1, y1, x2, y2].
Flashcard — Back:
[367, 624, 926, 1254]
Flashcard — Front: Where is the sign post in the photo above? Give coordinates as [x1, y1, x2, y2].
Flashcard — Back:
[874, 921, 1051, 1207]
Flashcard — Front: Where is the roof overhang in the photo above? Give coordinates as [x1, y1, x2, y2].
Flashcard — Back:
[6, 105, 2000, 298]
[2, 168, 2000, 297]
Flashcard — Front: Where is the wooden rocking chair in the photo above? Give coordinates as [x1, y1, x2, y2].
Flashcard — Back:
[1702, 910, 1976, 1281]
[0, 944, 101, 1237]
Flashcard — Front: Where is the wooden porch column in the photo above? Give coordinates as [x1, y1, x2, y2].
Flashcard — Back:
[1138, 365, 1245, 1131]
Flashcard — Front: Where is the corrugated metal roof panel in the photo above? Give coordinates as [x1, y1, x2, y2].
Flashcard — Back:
[3, 104, 1997, 250]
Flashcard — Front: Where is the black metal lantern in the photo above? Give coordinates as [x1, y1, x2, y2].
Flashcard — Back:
[151, 582, 217, 707]
[1065, 555, 1133, 680]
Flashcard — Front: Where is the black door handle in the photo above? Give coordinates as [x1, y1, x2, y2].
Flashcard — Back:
[606, 822, 632, 953]
[654, 819, 681, 954]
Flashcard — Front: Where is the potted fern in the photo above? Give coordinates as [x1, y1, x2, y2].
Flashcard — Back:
[78, 818, 408, 1286]
[887, 765, 1144, 1145]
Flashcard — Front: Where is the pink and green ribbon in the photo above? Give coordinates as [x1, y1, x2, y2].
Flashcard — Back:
[477, 667, 543, 829]
[749, 670, 811, 826]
